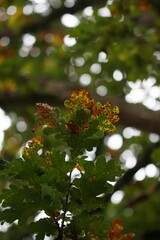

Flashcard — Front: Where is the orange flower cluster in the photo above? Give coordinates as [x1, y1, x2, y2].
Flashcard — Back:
[45, 150, 53, 166]
[22, 136, 43, 159]
[87, 231, 98, 240]
[22, 137, 52, 171]
[22, 147, 31, 159]
[65, 89, 119, 135]
[34, 89, 119, 135]
[139, 1, 152, 12]
[28, 136, 43, 148]
[64, 88, 94, 111]
[66, 120, 82, 136]
[74, 163, 84, 172]
[66, 119, 90, 136]
[45, 158, 52, 166]
[66, 110, 90, 136]
[108, 220, 135, 240]
[45, 150, 53, 156]
[35, 103, 57, 128]
[87, 220, 134, 240]
[92, 102, 119, 133]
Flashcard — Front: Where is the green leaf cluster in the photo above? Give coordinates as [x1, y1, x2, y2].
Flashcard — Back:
[0, 89, 124, 240]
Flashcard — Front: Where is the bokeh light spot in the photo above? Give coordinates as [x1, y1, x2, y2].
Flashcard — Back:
[64, 35, 76, 47]
[105, 134, 123, 150]
[79, 74, 91, 86]
[96, 85, 107, 96]
[145, 164, 159, 178]
[23, 5, 33, 15]
[90, 63, 101, 74]
[61, 14, 80, 28]
[97, 7, 111, 17]
[0, 36, 10, 47]
[111, 190, 124, 204]
[16, 121, 27, 132]
[134, 168, 145, 181]
[7, 6, 17, 15]
[113, 69, 123, 81]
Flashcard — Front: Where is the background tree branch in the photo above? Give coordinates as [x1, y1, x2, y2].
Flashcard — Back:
[126, 181, 160, 207]
[104, 140, 160, 201]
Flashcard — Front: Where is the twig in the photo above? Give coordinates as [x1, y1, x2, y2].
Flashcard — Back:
[56, 170, 72, 240]
[61, 171, 72, 229]
[126, 180, 160, 207]
[53, 216, 61, 231]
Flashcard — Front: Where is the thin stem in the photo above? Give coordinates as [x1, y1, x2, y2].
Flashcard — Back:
[56, 170, 72, 240]
[53, 216, 61, 231]
[61, 170, 72, 229]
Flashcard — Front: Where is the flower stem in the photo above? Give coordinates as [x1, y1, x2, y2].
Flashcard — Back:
[57, 170, 72, 240]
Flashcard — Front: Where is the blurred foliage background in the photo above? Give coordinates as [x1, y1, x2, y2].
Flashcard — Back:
[0, 0, 160, 239]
